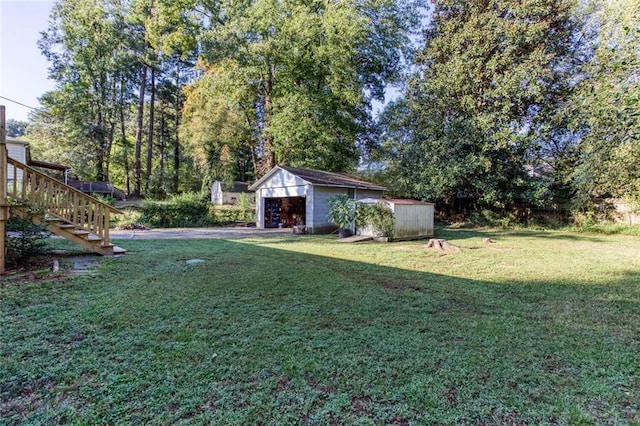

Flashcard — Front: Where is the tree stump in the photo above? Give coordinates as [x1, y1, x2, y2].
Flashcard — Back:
[425, 239, 461, 252]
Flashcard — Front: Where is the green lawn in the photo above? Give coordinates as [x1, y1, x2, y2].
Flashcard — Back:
[1, 229, 639, 424]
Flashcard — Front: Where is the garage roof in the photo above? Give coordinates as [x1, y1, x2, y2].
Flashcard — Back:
[250, 165, 387, 191]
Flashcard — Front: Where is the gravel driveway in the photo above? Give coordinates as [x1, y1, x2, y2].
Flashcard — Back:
[109, 226, 296, 240]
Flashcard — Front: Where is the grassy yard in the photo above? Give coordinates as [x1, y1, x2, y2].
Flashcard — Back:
[1, 228, 639, 424]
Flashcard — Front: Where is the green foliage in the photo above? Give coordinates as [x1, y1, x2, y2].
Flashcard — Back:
[571, 0, 640, 207]
[140, 192, 214, 227]
[32, 0, 192, 195]
[327, 194, 357, 230]
[392, 0, 577, 211]
[569, 222, 640, 236]
[181, 0, 420, 176]
[6, 119, 28, 138]
[237, 192, 252, 218]
[90, 193, 116, 207]
[110, 207, 144, 230]
[209, 204, 255, 225]
[5, 214, 50, 269]
[467, 209, 520, 229]
[356, 202, 395, 238]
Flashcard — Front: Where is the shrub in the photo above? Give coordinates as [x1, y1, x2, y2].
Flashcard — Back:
[6, 213, 50, 268]
[140, 192, 214, 227]
[209, 204, 255, 224]
[356, 202, 395, 238]
[90, 194, 116, 206]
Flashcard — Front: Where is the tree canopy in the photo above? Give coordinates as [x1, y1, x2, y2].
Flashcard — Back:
[393, 0, 578, 211]
[20, 0, 640, 220]
[181, 0, 420, 181]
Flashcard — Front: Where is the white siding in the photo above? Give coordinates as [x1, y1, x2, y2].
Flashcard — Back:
[357, 199, 435, 240]
[6, 141, 28, 182]
[252, 167, 385, 234]
[254, 168, 311, 228]
[255, 189, 264, 228]
[311, 186, 349, 234]
[393, 204, 434, 239]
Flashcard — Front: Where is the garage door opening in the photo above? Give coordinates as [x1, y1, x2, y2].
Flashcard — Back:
[264, 197, 306, 228]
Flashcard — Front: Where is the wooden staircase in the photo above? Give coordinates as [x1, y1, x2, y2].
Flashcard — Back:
[6, 157, 126, 256]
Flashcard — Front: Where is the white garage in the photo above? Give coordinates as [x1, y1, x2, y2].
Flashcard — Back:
[249, 166, 386, 234]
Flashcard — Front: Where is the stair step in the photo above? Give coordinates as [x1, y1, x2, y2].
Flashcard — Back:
[58, 224, 77, 229]
[112, 246, 127, 255]
[73, 230, 90, 236]
[86, 234, 103, 242]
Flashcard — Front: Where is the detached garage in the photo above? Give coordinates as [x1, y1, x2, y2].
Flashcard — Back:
[249, 166, 386, 234]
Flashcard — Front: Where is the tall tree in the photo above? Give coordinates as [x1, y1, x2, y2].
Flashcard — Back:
[180, 0, 420, 180]
[6, 119, 28, 138]
[572, 0, 640, 207]
[38, 0, 130, 181]
[400, 0, 578, 211]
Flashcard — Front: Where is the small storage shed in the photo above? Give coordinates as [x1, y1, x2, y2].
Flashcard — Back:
[211, 181, 255, 205]
[358, 198, 435, 240]
[249, 165, 386, 234]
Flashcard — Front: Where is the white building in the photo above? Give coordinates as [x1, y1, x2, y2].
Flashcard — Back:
[249, 166, 386, 234]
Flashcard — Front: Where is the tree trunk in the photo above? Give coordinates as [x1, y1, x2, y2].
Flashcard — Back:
[134, 64, 147, 198]
[145, 66, 156, 193]
[425, 239, 461, 252]
[172, 61, 181, 193]
[263, 69, 275, 174]
[119, 92, 130, 196]
[159, 104, 165, 185]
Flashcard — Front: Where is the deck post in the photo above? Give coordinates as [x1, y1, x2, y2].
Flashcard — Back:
[0, 106, 8, 274]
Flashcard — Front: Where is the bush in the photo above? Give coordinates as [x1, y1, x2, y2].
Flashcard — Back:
[209, 204, 255, 224]
[111, 208, 145, 229]
[140, 192, 215, 228]
[356, 202, 395, 238]
[90, 194, 116, 206]
[6, 214, 50, 268]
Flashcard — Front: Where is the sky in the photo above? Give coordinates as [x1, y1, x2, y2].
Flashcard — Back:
[0, 0, 55, 122]
[0, 0, 418, 123]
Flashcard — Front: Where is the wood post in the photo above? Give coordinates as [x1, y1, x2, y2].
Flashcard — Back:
[0, 106, 8, 274]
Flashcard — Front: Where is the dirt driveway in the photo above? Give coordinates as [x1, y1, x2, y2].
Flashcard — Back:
[109, 226, 296, 240]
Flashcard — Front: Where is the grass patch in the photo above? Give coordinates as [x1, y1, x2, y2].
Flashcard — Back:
[1, 229, 639, 423]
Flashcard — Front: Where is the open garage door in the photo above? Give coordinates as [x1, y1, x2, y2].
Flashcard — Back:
[264, 196, 306, 228]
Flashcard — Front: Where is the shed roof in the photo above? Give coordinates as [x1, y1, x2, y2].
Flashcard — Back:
[383, 198, 435, 206]
[5, 137, 29, 145]
[218, 181, 251, 193]
[359, 198, 435, 206]
[250, 165, 387, 191]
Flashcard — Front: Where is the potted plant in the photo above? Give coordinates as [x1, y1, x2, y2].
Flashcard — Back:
[327, 194, 357, 238]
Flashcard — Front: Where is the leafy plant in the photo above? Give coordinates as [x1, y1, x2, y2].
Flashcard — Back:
[6, 213, 50, 268]
[209, 204, 255, 224]
[327, 194, 357, 232]
[356, 201, 395, 238]
[238, 193, 253, 219]
[140, 192, 214, 227]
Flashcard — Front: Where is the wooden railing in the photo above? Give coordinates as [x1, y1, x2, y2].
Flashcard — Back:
[6, 157, 122, 247]
[68, 180, 126, 200]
